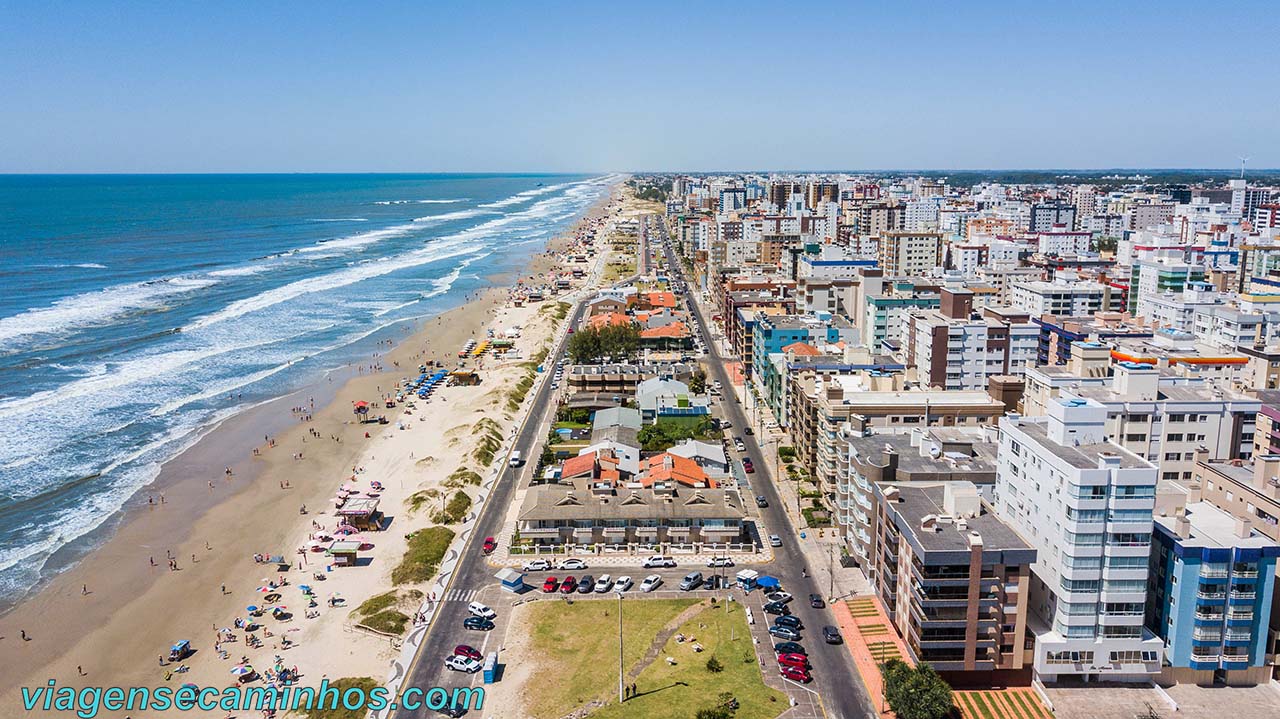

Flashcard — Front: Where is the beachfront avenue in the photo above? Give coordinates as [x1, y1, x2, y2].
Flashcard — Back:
[20, 680, 483, 718]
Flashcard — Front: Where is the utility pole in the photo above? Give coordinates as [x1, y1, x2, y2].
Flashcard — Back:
[617, 591, 624, 703]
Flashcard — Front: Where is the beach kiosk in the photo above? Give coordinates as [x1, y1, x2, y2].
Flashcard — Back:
[326, 540, 362, 567]
[494, 568, 525, 594]
[336, 496, 381, 530]
[735, 569, 760, 592]
[483, 651, 498, 684]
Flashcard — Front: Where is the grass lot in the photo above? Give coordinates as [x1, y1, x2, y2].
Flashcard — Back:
[590, 601, 787, 719]
[391, 526, 455, 585]
[603, 259, 636, 281]
[522, 599, 698, 718]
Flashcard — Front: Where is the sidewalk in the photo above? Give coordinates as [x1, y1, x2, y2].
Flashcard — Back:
[832, 595, 912, 719]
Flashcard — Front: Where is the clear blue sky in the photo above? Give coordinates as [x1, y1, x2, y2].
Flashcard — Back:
[1, 1, 1274, 172]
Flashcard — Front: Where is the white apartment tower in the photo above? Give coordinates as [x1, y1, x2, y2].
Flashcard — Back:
[996, 397, 1163, 681]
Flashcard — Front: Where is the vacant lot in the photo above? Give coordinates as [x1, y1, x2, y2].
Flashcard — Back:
[589, 600, 786, 719]
[516, 597, 699, 718]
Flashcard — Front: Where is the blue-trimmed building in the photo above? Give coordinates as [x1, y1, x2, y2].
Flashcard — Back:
[1147, 501, 1280, 685]
[1032, 316, 1154, 366]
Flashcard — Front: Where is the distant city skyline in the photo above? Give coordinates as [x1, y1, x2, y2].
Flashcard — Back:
[1, 1, 1276, 172]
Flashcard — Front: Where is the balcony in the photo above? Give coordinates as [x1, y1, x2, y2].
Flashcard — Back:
[1200, 566, 1229, 579]
[1229, 589, 1257, 601]
[1191, 628, 1221, 642]
[1227, 610, 1254, 622]
[1224, 630, 1253, 642]
[1194, 610, 1225, 622]
[1197, 589, 1227, 600]
[1232, 568, 1259, 579]
[1190, 652, 1220, 663]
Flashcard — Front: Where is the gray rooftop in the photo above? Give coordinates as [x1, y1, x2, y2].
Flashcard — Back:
[1008, 420, 1150, 469]
[1154, 502, 1277, 550]
[878, 483, 1035, 559]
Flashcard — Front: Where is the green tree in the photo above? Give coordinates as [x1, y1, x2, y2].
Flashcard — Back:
[688, 370, 707, 394]
[705, 656, 723, 673]
[880, 660, 953, 719]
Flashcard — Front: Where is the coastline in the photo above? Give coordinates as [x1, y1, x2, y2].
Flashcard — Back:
[0, 186, 621, 713]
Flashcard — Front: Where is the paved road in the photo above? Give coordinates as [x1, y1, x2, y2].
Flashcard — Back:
[655, 220, 875, 719]
[397, 298, 588, 718]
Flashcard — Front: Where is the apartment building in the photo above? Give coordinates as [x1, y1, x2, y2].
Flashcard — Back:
[1190, 453, 1280, 543]
[995, 398, 1164, 681]
[1147, 499, 1279, 686]
[1029, 204, 1077, 233]
[1010, 280, 1106, 317]
[877, 231, 943, 276]
[872, 481, 1036, 680]
[841, 426, 1000, 561]
[905, 290, 1039, 390]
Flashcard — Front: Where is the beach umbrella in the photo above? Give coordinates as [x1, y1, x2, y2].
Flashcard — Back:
[335, 524, 358, 534]
[257, 586, 273, 593]
[246, 605, 259, 612]
[230, 666, 253, 676]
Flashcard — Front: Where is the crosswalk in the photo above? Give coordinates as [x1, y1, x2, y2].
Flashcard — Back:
[442, 588, 481, 603]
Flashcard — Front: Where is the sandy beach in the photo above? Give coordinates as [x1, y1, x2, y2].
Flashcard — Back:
[0, 185, 624, 716]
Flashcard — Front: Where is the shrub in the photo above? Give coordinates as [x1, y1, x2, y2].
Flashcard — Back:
[360, 610, 410, 635]
[392, 526, 455, 585]
[705, 656, 723, 673]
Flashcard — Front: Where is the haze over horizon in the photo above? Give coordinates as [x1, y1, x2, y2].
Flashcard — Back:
[2, 0, 1275, 173]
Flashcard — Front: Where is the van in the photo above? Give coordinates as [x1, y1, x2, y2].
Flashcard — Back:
[508, 451, 523, 467]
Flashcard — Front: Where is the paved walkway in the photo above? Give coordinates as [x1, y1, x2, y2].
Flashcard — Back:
[954, 688, 1053, 719]
[832, 595, 912, 718]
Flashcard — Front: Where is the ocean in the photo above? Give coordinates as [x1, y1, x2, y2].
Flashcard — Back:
[0, 172, 617, 602]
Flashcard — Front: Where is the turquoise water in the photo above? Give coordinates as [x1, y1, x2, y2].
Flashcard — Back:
[0, 173, 616, 600]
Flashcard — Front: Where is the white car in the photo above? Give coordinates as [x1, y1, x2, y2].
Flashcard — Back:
[522, 559, 552, 572]
[707, 556, 735, 568]
[444, 655, 482, 673]
[614, 575, 634, 592]
[642, 555, 676, 568]
[561, 558, 588, 570]
[766, 591, 793, 604]
[594, 574, 613, 593]
[639, 574, 663, 592]
[769, 534, 782, 547]
[467, 601, 497, 620]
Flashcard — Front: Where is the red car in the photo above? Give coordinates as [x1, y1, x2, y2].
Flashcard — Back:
[560, 576, 578, 594]
[542, 576, 560, 593]
[743, 462, 755, 474]
[482, 537, 497, 555]
[453, 644, 482, 661]
[777, 652, 809, 669]
[780, 665, 812, 683]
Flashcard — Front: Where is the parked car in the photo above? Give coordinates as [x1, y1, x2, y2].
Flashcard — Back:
[769, 534, 783, 547]
[707, 556, 734, 568]
[766, 591, 793, 604]
[679, 572, 704, 591]
[541, 576, 560, 593]
[743, 461, 755, 474]
[773, 641, 806, 656]
[577, 575, 595, 594]
[614, 575, 634, 592]
[481, 537, 497, 555]
[744, 426, 754, 436]
[435, 705, 466, 718]
[755, 495, 768, 508]
[463, 616, 494, 631]
[467, 602, 496, 620]
[822, 625, 843, 644]
[719, 420, 731, 429]
[453, 645, 482, 661]
[809, 593, 825, 609]
[779, 665, 812, 683]
[777, 652, 810, 669]
[774, 615, 803, 630]
[594, 575, 613, 593]
[642, 555, 676, 568]
[445, 655, 482, 673]
[559, 576, 578, 594]
[763, 601, 791, 616]
[639, 574, 663, 592]
[768, 625, 800, 640]
[561, 558, 588, 570]
[522, 559, 552, 572]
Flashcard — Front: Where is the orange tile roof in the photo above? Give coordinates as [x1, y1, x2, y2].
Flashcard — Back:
[640, 452, 716, 488]
[782, 341, 822, 356]
[561, 452, 597, 478]
[587, 312, 632, 329]
[640, 321, 689, 339]
[644, 291, 677, 308]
